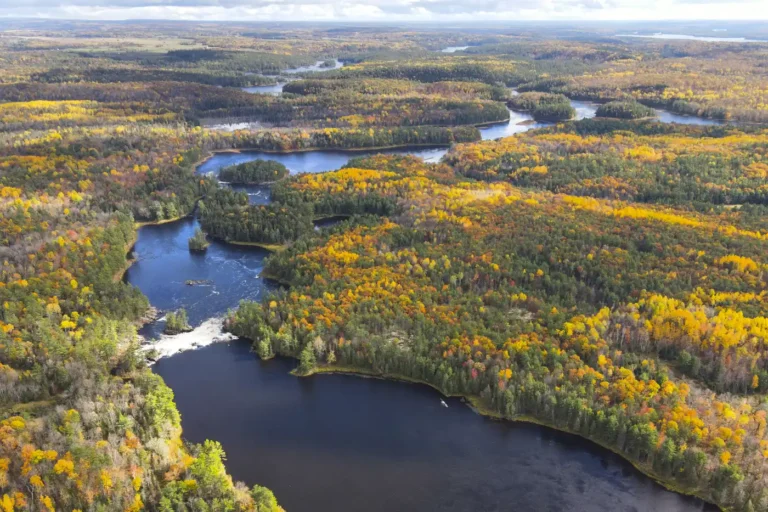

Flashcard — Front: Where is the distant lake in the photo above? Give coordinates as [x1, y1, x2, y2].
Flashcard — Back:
[619, 33, 766, 43]
[284, 59, 344, 74]
[441, 45, 469, 53]
[242, 83, 285, 95]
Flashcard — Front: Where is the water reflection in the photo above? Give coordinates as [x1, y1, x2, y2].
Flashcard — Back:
[153, 341, 716, 512]
[197, 146, 448, 177]
[126, 101, 720, 512]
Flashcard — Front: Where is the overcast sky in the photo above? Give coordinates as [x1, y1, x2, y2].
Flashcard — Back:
[0, 0, 766, 22]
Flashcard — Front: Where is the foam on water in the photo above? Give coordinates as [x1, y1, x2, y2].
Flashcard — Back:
[143, 316, 236, 361]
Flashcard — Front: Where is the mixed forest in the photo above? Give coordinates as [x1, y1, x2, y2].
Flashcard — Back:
[1, 18, 768, 512]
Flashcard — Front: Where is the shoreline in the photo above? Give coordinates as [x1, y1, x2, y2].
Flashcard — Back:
[112, 232, 138, 283]
[192, 142, 457, 171]
[152, 137, 720, 510]
[297, 363, 722, 511]
[117, 212, 193, 287]
[223, 239, 287, 251]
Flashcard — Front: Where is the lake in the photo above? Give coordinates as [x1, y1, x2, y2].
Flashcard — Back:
[441, 45, 469, 53]
[197, 147, 448, 177]
[242, 83, 286, 95]
[284, 59, 344, 74]
[153, 341, 715, 512]
[619, 33, 766, 43]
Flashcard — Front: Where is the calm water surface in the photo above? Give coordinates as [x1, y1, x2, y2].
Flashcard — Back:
[619, 33, 766, 42]
[197, 147, 447, 177]
[284, 59, 344, 74]
[242, 83, 286, 95]
[129, 128, 716, 512]
[441, 45, 469, 53]
[153, 341, 714, 512]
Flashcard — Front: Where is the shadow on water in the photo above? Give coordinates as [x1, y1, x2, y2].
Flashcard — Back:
[153, 341, 716, 512]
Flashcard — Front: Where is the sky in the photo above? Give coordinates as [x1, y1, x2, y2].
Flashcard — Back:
[0, 0, 767, 22]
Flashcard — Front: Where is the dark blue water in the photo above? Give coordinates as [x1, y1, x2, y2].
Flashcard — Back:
[127, 145, 715, 512]
[197, 146, 447, 177]
[125, 217, 273, 340]
[154, 341, 714, 512]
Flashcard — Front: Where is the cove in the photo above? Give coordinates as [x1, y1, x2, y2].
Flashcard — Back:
[153, 340, 715, 512]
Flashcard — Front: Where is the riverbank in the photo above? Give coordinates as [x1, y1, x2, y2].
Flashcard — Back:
[112, 231, 138, 283]
[114, 214, 194, 284]
[297, 362, 722, 511]
[134, 213, 191, 229]
[224, 239, 287, 252]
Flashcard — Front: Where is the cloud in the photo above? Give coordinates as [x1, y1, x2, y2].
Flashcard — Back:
[0, 0, 766, 20]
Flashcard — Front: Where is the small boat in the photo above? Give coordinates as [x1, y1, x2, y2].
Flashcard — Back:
[440, 399, 448, 408]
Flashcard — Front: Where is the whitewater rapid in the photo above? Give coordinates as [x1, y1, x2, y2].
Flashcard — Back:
[142, 316, 236, 362]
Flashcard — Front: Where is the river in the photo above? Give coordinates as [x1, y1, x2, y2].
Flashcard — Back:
[230, 83, 720, 133]
[126, 145, 716, 512]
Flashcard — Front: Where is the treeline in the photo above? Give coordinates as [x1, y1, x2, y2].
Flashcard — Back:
[206, 125, 480, 151]
[0, 121, 284, 510]
[283, 78, 510, 102]
[202, 93, 510, 128]
[32, 67, 277, 88]
[198, 176, 398, 246]
[445, 122, 768, 206]
[226, 153, 768, 512]
[331, 57, 538, 86]
[198, 188, 314, 245]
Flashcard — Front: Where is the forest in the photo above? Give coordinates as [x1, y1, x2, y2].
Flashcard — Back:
[1, 18, 768, 512]
[232, 150, 768, 512]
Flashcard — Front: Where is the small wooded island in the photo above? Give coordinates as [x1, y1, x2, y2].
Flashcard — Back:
[188, 227, 211, 251]
[596, 100, 658, 119]
[508, 92, 576, 121]
[219, 160, 290, 184]
[164, 308, 193, 334]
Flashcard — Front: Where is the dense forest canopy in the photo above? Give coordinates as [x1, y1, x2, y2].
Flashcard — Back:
[1, 18, 768, 512]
